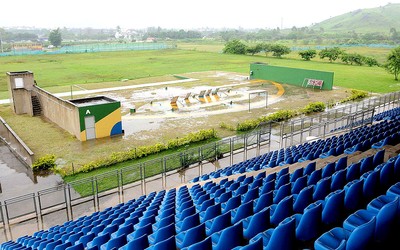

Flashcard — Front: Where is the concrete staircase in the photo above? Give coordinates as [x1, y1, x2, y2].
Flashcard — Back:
[31, 95, 41, 116]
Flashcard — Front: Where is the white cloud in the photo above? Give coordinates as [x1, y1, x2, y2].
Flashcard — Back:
[0, 0, 397, 29]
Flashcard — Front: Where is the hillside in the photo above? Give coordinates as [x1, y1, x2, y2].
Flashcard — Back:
[311, 3, 400, 34]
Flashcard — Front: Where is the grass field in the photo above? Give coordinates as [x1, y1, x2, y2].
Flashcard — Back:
[0, 45, 399, 184]
[0, 46, 398, 99]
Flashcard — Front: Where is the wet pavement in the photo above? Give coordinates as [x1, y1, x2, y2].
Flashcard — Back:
[0, 141, 63, 202]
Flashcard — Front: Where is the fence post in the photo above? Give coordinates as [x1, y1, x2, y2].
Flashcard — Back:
[163, 157, 167, 190]
[117, 170, 123, 204]
[94, 178, 99, 212]
[141, 164, 146, 196]
[230, 138, 233, 166]
[243, 134, 247, 161]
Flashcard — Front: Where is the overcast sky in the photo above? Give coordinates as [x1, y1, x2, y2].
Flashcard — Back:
[1, 0, 399, 30]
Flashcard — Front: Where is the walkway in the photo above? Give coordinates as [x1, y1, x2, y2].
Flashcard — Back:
[0, 78, 199, 104]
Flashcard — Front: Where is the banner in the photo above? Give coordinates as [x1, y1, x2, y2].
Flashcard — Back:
[307, 79, 324, 87]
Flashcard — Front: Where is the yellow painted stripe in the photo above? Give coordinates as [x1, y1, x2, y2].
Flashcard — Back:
[270, 81, 285, 97]
[95, 108, 122, 138]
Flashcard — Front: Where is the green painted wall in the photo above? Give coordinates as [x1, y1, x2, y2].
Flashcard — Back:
[78, 102, 121, 132]
[250, 63, 334, 90]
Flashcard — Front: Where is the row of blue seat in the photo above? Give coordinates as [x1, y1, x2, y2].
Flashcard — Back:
[191, 118, 400, 183]
[3, 147, 398, 250]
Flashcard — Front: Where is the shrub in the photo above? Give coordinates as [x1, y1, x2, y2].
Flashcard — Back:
[340, 89, 368, 103]
[66, 129, 217, 176]
[302, 102, 326, 114]
[32, 154, 56, 171]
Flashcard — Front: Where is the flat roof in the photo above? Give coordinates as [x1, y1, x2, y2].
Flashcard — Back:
[69, 96, 119, 107]
[6, 71, 33, 76]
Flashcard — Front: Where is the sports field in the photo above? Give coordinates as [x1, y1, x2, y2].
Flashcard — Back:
[0, 45, 398, 178]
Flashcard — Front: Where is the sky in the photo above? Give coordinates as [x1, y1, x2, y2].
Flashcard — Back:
[1, 0, 399, 30]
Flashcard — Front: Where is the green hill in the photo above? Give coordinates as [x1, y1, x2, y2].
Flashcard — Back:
[311, 3, 400, 34]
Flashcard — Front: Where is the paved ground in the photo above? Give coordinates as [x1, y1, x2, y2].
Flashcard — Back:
[0, 141, 63, 202]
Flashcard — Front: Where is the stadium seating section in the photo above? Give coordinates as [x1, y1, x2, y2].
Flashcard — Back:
[2, 107, 400, 250]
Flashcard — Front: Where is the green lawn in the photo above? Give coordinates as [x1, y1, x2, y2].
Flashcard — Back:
[1, 47, 398, 99]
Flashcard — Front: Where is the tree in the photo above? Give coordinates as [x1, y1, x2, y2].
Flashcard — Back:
[385, 46, 400, 81]
[299, 49, 317, 61]
[48, 28, 62, 47]
[319, 47, 343, 62]
[222, 39, 247, 55]
[246, 43, 263, 55]
[269, 44, 291, 58]
[363, 57, 379, 67]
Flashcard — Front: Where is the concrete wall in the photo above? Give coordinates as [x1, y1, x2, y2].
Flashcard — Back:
[0, 116, 34, 167]
[7, 71, 35, 115]
[250, 63, 334, 90]
[33, 86, 81, 139]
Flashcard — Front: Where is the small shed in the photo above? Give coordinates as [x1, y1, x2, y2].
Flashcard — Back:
[69, 96, 123, 141]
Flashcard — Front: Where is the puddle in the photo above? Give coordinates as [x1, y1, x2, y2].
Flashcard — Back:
[0, 143, 63, 201]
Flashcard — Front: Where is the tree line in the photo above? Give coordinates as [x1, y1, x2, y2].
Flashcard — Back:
[223, 39, 400, 81]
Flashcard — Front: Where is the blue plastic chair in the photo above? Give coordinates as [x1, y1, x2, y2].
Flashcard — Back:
[65, 243, 84, 250]
[344, 178, 365, 214]
[273, 182, 291, 204]
[304, 161, 316, 175]
[373, 149, 385, 167]
[293, 202, 322, 242]
[346, 162, 361, 182]
[242, 207, 270, 240]
[313, 177, 332, 201]
[127, 222, 152, 241]
[211, 221, 246, 250]
[180, 236, 212, 250]
[335, 155, 348, 171]
[75, 232, 95, 248]
[205, 211, 231, 236]
[54, 242, 72, 250]
[148, 222, 176, 245]
[291, 175, 307, 195]
[307, 168, 322, 186]
[250, 216, 296, 250]
[360, 155, 374, 175]
[290, 168, 304, 183]
[293, 185, 314, 213]
[253, 190, 273, 213]
[119, 233, 148, 250]
[99, 234, 127, 250]
[275, 173, 290, 189]
[270, 195, 294, 226]
[175, 212, 200, 233]
[319, 189, 345, 228]
[221, 195, 242, 213]
[314, 216, 375, 250]
[242, 187, 259, 204]
[362, 170, 380, 202]
[232, 237, 263, 250]
[146, 235, 176, 250]
[86, 233, 110, 250]
[196, 198, 214, 213]
[231, 200, 254, 224]
[176, 222, 206, 249]
[199, 202, 221, 223]
[152, 214, 175, 232]
[259, 179, 275, 196]
[176, 205, 196, 222]
[330, 169, 347, 192]
[321, 162, 336, 178]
